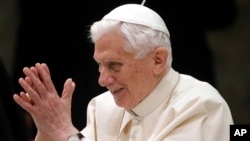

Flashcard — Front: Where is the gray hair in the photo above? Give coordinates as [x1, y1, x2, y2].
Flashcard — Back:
[89, 20, 173, 68]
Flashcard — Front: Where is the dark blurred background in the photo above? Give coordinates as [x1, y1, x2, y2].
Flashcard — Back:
[0, 0, 249, 140]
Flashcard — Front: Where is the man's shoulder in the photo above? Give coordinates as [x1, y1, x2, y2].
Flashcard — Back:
[179, 73, 217, 92]
[177, 73, 226, 102]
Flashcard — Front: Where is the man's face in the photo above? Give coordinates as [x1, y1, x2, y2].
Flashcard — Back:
[93, 30, 158, 109]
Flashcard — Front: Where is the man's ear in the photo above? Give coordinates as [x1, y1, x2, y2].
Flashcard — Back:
[152, 47, 168, 75]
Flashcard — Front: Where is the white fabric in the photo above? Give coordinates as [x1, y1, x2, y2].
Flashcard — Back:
[81, 68, 233, 141]
[81, 137, 91, 141]
[102, 4, 170, 36]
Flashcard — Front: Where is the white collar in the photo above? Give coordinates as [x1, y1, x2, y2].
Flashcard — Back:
[129, 68, 180, 117]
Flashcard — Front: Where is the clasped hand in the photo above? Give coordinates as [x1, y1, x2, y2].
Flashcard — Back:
[13, 63, 79, 141]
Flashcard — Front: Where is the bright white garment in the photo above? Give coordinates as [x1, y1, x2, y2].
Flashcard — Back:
[81, 68, 233, 141]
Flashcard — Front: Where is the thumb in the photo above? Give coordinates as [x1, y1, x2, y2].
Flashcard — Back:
[61, 78, 76, 106]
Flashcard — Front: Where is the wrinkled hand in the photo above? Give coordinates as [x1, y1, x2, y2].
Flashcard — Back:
[13, 63, 79, 141]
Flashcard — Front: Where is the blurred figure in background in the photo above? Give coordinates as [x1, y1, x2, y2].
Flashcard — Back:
[0, 57, 33, 141]
[146, 0, 237, 87]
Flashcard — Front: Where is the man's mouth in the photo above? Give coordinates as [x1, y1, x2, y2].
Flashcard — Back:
[111, 88, 124, 95]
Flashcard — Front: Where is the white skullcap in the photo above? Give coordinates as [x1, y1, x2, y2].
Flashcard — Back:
[102, 4, 170, 36]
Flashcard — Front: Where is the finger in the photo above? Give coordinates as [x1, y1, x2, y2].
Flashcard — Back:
[19, 91, 31, 102]
[30, 66, 39, 77]
[35, 63, 57, 93]
[13, 93, 34, 113]
[25, 92, 34, 105]
[18, 76, 42, 104]
[41, 63, 50, 74]
[22, 66, 48, 100]
[25, 76, 32, 86]
[24, 77, 38, 97]
[61, 78, 76, 104]
[26, 67, 39, 91]
[20, 92, 34, 105]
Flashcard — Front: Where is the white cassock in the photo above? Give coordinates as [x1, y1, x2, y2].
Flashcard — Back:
[81, 68, 234, 141]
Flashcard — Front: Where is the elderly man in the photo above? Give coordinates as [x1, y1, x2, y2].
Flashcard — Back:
[13, 3, 233, 141]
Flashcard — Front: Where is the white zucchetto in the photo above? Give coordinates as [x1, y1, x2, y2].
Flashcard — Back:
[102, 4, 170, 37]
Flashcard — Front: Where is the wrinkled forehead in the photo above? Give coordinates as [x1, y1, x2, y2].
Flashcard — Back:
[102, 4, 170, 37]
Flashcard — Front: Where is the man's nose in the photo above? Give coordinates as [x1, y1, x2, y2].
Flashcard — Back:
[98, 69, 114, 87]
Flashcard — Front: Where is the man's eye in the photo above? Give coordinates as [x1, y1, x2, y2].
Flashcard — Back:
[109, 62, 122, 71]
[96, 63, 102, 72]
